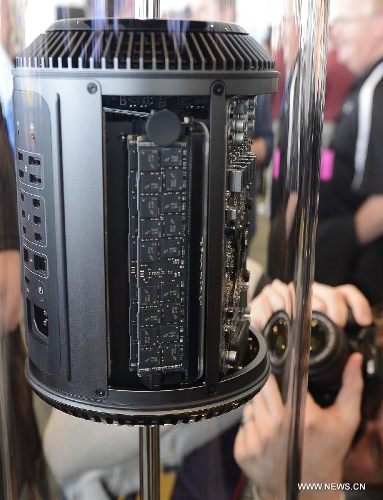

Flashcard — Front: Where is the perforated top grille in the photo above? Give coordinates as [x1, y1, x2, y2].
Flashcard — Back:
[16, 19, 275, 72]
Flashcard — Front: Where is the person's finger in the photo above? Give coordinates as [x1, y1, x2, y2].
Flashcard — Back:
[245, 376, 285, 454]
[269, 279, 294, 319]
[249, 281, 292, 332]
[312, 282, 372, 327]
[302, 390, 321, 432]
[239, 377, 278, 438]
[311, 294, 326, 314]
[249, 294, 274, 331]
[258, 374, 284, 425]
[235, 401, 261, 462]
[332, 352, 364, 431]
[312, 282, 349, 326]
[258, 281, 290, 314]
[250, 392, 273, 444]
[335, 285, 373, 326]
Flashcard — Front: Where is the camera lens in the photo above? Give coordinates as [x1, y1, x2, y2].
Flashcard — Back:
[264, 311, 289, 366]
[269, 318, 288, 357]
[264, 310, 342, 370]
[264, 310, 357, 408]
[308, 312, 340, 366]
[310, 318, 327, 357]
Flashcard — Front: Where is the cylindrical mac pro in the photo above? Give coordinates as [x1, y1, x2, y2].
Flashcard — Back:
[13, 18, 278, 425]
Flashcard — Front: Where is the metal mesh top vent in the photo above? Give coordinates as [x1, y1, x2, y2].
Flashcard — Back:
[16, 18, 275, 72]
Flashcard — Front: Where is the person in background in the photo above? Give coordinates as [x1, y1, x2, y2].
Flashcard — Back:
[313, 0, 383, 308]
[0, 106, 20, 336]
[0, 101, 49, 499]
[271, 38, 353, 128]
[0, 0, 15, 150]
[248, 29, 275, 242]
[268, 0, 383, 310]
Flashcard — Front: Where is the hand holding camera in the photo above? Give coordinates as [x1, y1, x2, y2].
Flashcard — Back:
[264, 308, 383, 419]
[235, 281, 379, 500]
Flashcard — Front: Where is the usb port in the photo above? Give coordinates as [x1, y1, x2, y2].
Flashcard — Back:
[29, 155, 41, 166]
[29, 174, 42, 184]
[34, 232, 42, 242]
[32, 198, 41, 208]
[34, 254, 46, 273]
[33, 215, 41, 225]
[18, 152, 23, 161]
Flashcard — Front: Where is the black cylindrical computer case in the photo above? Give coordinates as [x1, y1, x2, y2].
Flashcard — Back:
[13, 18, 278, 425]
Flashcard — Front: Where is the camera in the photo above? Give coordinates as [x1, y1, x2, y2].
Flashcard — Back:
[264, 310, 383, 419]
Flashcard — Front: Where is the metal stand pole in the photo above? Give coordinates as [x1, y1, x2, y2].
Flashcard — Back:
[139, 425, 160, 500]
[134, 0, 160, 19]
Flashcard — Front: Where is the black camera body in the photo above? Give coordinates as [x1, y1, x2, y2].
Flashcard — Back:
[264, 310, 383, 419]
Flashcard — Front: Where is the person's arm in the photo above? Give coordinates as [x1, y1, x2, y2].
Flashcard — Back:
[251, 94, 274, 168]
[354, 195, 383, 245]
[352, 85, 383, 246]
[0, 250, 21, 333]
[235, 356, 363, 500]
[0, 106, 21, 334]
[251, 137, 268, 166]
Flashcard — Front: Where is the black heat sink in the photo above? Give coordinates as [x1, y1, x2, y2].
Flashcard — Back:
[16, 18, 275, 72]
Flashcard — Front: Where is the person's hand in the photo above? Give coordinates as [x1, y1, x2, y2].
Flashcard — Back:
[300, 352, 364, 499]
[0, 249, 22, 334]
[234, 353, 363, 500]
[240, 280, 367, 499]
[234, 374, 287, 500]
[342, 402, 383, 485]
[312, 282, 372, 328]
[249, 280, 372, 334]
[248, 279, 294, 332]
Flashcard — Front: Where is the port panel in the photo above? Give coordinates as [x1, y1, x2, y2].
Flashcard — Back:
[19, 189, 47, 246]
[14, 90, 61, 375]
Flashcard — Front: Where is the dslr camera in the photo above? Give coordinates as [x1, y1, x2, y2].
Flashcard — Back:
[264, 310, 383, 419]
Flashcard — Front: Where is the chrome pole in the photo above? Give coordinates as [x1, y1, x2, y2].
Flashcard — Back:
[280, 0, 330, 498]
[135, 0, 160, 19]
[139, 425, 161, 500]
[138, 0, 160, 492]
